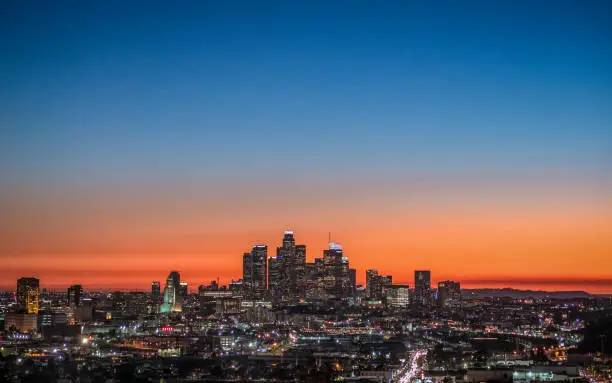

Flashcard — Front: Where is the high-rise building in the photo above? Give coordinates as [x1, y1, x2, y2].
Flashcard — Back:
[366, 270, 378, 298]
[177, 282, 188, 306]
[303, 261, 320, 298]
[276, 231, 307, 299]
[17, 277, 40, 314]
[386, 285, 410, 309]
[366, 269, 392, 300]
[160, 271, 181, 313]
[323, 242, 349, 298]
[438, 280, 461, 309]
[151, 281, 161, 303]
[282, 230, 295, 247]
[67, 284, 83, 307]
[322, 242, 352, 298]
[295, 244, 307, 296]
[414, 270, 432, 308]
[268, 256, 283, 298]
[243, 245, 268, 300]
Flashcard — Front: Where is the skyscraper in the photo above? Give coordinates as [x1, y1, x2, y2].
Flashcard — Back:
[151, 281, 161, 303]
[17, 277, 39, 314]
[366, 269, 379, 298]
[438, 280, 461, 309]
[268, 255, 283, 298]
[295, 244, 307, 297]
[414, 270, 432, 308]
[323, 242, 352, 298]
[243, 245, 268, 300]
[276, 231, 307, 299]
[67, 284, 83, 307]
[367, 271, 392, 300]
[282, 230, 295, 248]
[177, 282, 188, 306]
[160, 271, 181, 313]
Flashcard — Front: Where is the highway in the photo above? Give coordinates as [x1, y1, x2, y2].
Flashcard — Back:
[392, 349, 428, 383]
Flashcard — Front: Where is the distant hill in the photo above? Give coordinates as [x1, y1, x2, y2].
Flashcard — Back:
[463, 288, 592, 299]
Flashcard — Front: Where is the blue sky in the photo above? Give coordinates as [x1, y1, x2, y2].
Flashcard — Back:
[1, 0, 611, 185]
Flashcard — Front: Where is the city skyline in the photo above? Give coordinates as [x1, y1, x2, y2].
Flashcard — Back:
[3, 229, 612, 294]
[1, 2, 611, 293]
[1, 2, 611, 382]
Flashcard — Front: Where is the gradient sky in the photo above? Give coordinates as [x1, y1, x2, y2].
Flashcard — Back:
[1, 1, 611, 292]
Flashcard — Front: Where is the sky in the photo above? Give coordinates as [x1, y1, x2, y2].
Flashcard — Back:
[1, 1, 611, 292]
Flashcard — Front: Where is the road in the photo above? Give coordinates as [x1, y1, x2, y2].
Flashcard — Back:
[392, 349, 428, 383]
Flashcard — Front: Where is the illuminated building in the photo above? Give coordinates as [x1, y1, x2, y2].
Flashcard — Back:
[367, 271, 392, 300]
[366, 270, 378, 298]
[151, 281, 161, 304]
[322, 242, 352, 298]
[243, 245, 268, 300]
[268, 255, 283, 298]
[438, 280, 461, 309]
[295, 244, 307, 296]
[276, 231, 307, 298]
[229, 279, 243, 292]
[67, 284, 83, 307]
[177, 281, 188, 306]
[385, 284, 410, 308]
[160, 271, 181, 313]
[414, 270, 432, 308]
[4, 312, 38, 333]
[112, 291, 127, 314]
[122, 292, 152, 316]
[216, 297, 242, 315]
[17, 277, 40, 314]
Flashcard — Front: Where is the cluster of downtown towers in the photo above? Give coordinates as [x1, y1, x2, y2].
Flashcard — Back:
[243, 231, 352, 301]
[239, 231, 459, 307]
[152, 231, 458, 313]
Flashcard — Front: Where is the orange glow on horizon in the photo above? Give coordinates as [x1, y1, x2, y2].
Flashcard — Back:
[1, 181, 611, 293]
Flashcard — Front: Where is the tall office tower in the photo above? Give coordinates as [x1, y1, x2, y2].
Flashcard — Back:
[438, 280, 461, 309]
[302, 261, 318, 297]
[268, 256, 283, 298]
[366, 270, 379, 298]
[151, 281, 161, 303]
[17, 277, 40, 314]
[282, 230, 295, 247]
[386, 284, 410, 309]
[243, 245, 268, 300]
[323, 242, 351, 298]
[161, 271, 181, 313]
[276, 230, 307, 299]
[295, 244, 307, 296]
[67, 284, 83, 307]
[312, 257, 326, 297]
[368, 273, 392, 300]
[414, 270, 432, 308]
[380, 275, 393, 293]
[177, 282, 188, 306]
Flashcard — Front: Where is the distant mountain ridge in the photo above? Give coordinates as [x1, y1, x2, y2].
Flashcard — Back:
[463, 288, 592, 299]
